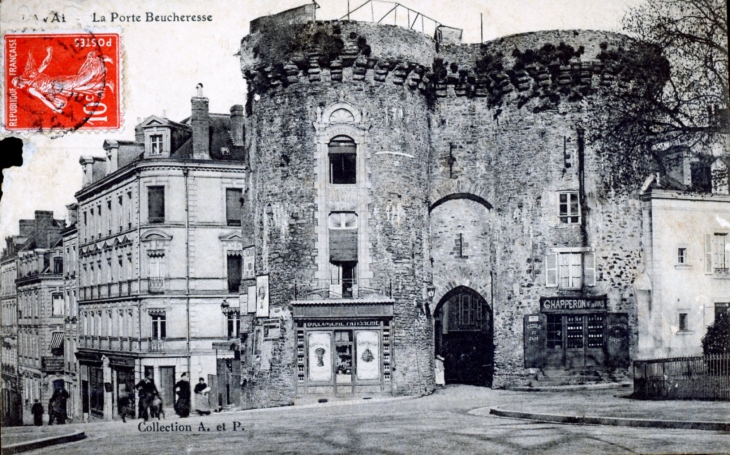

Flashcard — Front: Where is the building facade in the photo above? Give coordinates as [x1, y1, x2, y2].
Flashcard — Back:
[61, 204, 81, 421]
[74, 92, 248, 420]
[234, 5, 664, 407]
[14, 211, 68, 423]
[1, 237, 21, 425]
[638, 166, 730, 358]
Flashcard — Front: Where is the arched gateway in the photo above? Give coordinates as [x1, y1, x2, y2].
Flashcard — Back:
[434, 287, 493, 386]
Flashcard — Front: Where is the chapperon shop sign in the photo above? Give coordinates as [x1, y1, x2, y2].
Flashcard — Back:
[540, 296, 607, 312]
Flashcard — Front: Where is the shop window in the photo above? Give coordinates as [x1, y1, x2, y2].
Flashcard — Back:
[566, 315, 584, 349]
[227, 255, 242, 293]
[715, 302, 730, 320]
[586, 314, 604, 348]
[226, 188, 243, 226]
[546, 251, 595, 289]
[706, 233, 729, 272]
[558, 192, 580, 224]
[52, 293, 64, 316]
[151, 314, 166, 339]
[678, 313, 688, 331]
[328, 136, 356, 184]
[147, 186, 165, 224]
[546, 315, 562, 349]
[227, 311, 240, 339]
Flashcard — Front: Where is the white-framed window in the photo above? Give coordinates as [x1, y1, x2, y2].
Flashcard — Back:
[51, 293, 64, 316]
[150, 134, 163, 154]
[227, 311, 240, 338]
[151, 313, 166, 339]
[677, 247, 687, 265]
[546, 250, 595, 289]
[558, 191, 580, 224]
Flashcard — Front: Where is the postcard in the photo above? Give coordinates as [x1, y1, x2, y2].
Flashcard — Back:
[0, 0, 727, 454]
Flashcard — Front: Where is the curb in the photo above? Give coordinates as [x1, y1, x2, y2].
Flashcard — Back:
[507, 382, 632, 392]
[480, 406, 730, 432]
[1, 430, 86, 455]
[235, 394, 419, 414]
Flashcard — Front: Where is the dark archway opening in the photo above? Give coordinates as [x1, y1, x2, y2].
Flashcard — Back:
[434, 287, 493, 387]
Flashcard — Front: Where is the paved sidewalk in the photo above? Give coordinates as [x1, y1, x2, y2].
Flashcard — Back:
[475, 387, 730, 430]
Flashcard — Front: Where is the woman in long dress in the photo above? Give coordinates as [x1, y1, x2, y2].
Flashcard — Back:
[194, 378, 211, 416]
[174, 373, 191, 418]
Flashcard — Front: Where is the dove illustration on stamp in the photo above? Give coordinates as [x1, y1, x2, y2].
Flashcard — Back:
[4, 31, 121, 131]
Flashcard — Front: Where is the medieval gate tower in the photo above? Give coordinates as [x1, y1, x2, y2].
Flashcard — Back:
[237, 4, 663, 407]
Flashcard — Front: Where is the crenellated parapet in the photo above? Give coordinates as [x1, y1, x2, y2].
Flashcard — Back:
[240, 22, 666, 110]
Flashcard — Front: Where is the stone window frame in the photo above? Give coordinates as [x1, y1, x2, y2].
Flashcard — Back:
[221, 180, 246, 227]
[675, 244, 691, 269]
[144, 126, 171, 156]
[313, 102, 373, 285]
[677, 311, 690, 333]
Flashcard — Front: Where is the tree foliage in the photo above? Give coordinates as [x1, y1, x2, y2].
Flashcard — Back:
[702, 312, 730, 355]
[621, 0, 728, 161]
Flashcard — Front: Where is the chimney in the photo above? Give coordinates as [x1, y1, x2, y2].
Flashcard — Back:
[103, 140, 119, 174]
[80, 156, 95, 187]
[34, 211, 55, 248]
[192, 83, 210, 160]
[19, 220, 34, 237]
[66, 203, 79, 226]
[230, 105, 245, 146]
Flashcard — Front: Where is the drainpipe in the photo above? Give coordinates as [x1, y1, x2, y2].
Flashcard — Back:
[183, 168, 191, 378]
[137, 177, 142, 351]
[577, 125, 587, 247]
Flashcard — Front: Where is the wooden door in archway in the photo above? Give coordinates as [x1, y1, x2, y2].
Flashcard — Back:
[434, 287, 493, 386]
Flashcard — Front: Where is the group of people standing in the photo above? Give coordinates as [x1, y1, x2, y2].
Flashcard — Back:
[172, 373, 211, 417]
[30, 388, 70, 426]
[132, 372, 211, 421]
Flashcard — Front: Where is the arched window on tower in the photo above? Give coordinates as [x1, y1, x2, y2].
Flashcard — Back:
[328, 136, 356, 184]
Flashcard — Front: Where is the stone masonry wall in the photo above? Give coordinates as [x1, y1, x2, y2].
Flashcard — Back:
[239, 19, 662, 400]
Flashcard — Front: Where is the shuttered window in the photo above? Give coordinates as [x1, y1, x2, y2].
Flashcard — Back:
[227, 255, 242, 293]
[546, 251, 595, 288]
[226, 188, 243, 226]
[329, 212, 358, 262]
[546, 253, 558, 287]
[148, 186, 165, 223]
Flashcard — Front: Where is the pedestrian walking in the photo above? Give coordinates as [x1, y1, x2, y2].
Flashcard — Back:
[31, 399, 44, 426]
[194, 378, 211, 416]
[174, 373, 191, 418]
[49, 388, 69, 424]
[135, 374, 160, 422]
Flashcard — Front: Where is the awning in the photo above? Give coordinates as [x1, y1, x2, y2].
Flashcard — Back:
[49, 332, 64, 350]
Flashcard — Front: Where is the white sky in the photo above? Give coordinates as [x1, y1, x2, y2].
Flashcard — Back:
[0, 0, 645, 240]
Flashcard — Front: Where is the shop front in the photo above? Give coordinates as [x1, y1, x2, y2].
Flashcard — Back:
[291, 300, 394, 397]
[524, 296, 629, 370]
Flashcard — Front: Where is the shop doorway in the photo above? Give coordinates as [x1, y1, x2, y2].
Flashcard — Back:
[434, 287, 493, 386]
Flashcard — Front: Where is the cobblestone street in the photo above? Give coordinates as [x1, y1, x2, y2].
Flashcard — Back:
[11, 386, 729, 455]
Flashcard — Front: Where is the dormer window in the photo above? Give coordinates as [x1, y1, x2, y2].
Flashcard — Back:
[143, 123, 171, 157]
[150, 134, 163, 154]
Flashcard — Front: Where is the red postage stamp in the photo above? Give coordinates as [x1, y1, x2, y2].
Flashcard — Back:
[4, 32, 121, 131]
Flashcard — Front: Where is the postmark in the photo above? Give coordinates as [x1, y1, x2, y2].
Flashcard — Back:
[3, 31, 121, 131]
